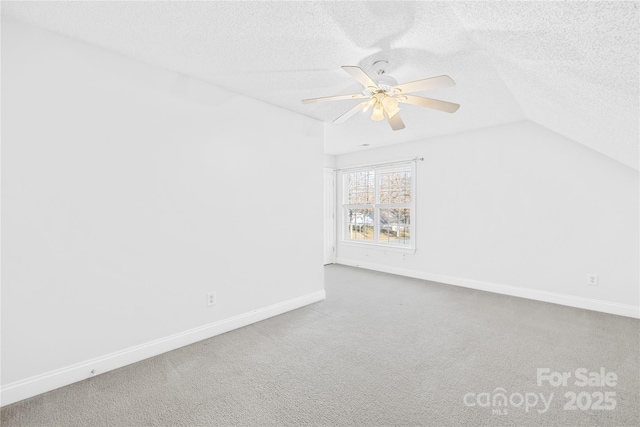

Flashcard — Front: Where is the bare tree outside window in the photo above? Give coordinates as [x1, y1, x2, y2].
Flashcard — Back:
[343, 164, 414, 248]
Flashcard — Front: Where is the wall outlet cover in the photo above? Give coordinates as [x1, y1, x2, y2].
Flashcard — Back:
[207, 292, 216, 306]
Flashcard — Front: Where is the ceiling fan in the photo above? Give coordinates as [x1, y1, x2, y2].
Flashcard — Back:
[302, 61, 459, 131]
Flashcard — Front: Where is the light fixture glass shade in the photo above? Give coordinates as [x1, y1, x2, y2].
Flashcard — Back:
[371, 103, 384, 121]
[362, 97, 377, 112]
[382, 96, 400, 118]
[387, 108, 400, 118]
[383, 97, 399, 111]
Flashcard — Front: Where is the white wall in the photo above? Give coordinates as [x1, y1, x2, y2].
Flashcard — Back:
[1, 18, 324, 402]
[324, 154, 336, 169]
[335, 121, 639, 317]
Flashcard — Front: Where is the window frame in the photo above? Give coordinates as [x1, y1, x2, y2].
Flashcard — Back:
[341, 161, 416, 253]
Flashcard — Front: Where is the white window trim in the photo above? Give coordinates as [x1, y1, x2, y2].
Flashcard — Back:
[340, 161, 416, 254]
[339, 240, 417, 254]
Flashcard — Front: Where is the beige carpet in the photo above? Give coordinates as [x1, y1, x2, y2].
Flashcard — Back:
[2, 264, 639, 426]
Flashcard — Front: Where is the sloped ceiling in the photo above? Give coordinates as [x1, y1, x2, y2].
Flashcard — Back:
[2, 1, 638, 168]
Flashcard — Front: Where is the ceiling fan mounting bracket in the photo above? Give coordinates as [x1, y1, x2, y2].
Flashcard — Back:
[372, 60, 390, 76]
[369, 60, 398, 92]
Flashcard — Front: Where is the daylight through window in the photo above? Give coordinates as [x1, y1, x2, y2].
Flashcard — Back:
[343, 163, 415, 248]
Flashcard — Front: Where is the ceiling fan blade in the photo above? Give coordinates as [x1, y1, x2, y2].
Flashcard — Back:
[341, 66, 379, 89]
[392, 75, 456, 94]
[302, 93, 366, 104]
[398, 94, 460, 113]
[333, 102, 368, 124]
[384, 110, 405, 131]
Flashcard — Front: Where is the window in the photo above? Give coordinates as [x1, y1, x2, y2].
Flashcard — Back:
[342, 162, 415, 250]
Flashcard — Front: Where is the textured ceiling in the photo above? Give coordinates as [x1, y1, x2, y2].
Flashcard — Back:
[2, 1, 638, 168]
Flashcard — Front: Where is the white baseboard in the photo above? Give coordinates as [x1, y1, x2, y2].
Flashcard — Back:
[336, 258, 640, 319]
[0, 290, 326, 407]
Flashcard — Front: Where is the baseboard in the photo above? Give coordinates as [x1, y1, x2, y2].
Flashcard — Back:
[0, 290, 326, 407]
[336, 258, 640, 319]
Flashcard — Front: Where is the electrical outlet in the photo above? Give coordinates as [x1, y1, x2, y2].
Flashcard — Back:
[587, 274, 598, 286]
[207, 292, 216, 306]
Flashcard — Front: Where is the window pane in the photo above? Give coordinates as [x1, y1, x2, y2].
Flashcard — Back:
[378, 169, 411, 204]
[346, 208, 374, 241]
[348, 171, 375, 204]
[379, 208, 411, 245]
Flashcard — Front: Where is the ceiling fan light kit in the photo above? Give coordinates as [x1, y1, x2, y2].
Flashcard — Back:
[302, 62, 460, 131]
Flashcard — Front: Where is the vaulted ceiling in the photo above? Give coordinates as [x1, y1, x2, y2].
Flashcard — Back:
[3, 1, 638, 168]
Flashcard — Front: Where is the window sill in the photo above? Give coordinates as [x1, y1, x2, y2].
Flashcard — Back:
[339, 240, 416, 254]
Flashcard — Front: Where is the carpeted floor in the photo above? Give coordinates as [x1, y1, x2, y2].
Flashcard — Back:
[2, 264, 639, 426]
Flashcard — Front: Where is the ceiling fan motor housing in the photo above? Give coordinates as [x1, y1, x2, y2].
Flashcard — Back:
[375, 76, 399, 92]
